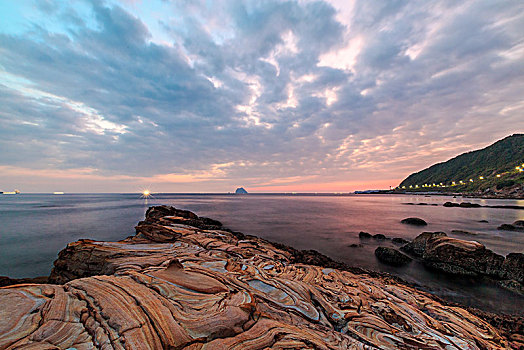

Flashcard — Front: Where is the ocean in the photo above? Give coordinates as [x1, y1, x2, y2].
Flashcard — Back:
[1, 193, 523, 314]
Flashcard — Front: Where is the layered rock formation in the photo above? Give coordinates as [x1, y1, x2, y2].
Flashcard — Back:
[0, 206, 520, 349]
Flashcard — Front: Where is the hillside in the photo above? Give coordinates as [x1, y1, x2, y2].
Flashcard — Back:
[398, 134, 524, 195]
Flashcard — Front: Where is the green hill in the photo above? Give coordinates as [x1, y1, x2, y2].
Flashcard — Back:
[398, 134, 524, 192]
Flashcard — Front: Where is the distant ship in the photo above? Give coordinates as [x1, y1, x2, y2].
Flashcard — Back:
[53, 192, 65, 195]
[2, 189, 21, 195]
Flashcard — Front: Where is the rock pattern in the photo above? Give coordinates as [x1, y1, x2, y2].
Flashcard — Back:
[0, 206, 519, 349]
[375, 247, 412, 266]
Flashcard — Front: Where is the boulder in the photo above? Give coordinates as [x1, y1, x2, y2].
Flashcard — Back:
[375, 247, 412, 266]
[359, 231, 372, 239]
[392, 237, 410, 245]
[497, 223, 524, 232]
[451, 229, 477, 235]
[401, 232, 446, 257]
[372, 233, 387, 240]
[422, 237, 504, 277]
[400, 217, 427, 226]
[443, 202, 481, 208]
[501, 253, 524, 282]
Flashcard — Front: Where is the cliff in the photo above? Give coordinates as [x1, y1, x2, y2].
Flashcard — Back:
[0, 206, 521, 349]
[399, 134, 524, 196]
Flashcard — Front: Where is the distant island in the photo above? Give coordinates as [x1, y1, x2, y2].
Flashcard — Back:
[398, 134, 524, 198]
[235, 187, 248, 194]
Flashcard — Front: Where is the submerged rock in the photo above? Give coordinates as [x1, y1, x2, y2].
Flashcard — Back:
[372, 233, 387, 240]
[375, 247, 412, 266]
[443, 202, 481, 208]
[451, 229, 478, 235]
[498, 221, 524, 232]
[348, 243, 363, 248]
[392, 237, 410, 245]
[358, 231, 372, 238]
[400, 217, 428, 226]
[0, 206, 518, 349]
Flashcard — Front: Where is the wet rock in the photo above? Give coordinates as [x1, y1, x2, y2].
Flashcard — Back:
[375, 247, 412, 266]
[358, 231, 372, 239]
[422, 237, 504, 277]
[392, 237, 410, 245]
[501, 253, 524, 282]
[498, 279, 524, 296]
[372, 233, 387, 240]
[451, 229, 477, 235]
[479, 220, 489, 223]
[404, 232, 524, 285]
[400, 217, 427, 226]
[443, 202, 481, 208]
[348, 243, 363, 248]
[0, 276, 48, 287]
[401, 232, 447, 257]
[498, 222, 524, 232]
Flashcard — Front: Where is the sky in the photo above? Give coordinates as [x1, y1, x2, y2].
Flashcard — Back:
[1, 0, 523, 193]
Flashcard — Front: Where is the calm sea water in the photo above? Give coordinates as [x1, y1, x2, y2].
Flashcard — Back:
[1, 193, 523, 314]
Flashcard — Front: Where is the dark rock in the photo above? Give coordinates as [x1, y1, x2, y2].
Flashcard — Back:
[514, 220, 524, 227]
[392, 237, 410, 245]
[451, 229, 477, 235]
[417, 203, 428, 205]
[401, 232, 446, 257]
[375, 247, 412, 266]
[400, 217, 428, 226]
[422, 237, 505, 277]
[498, 280, 524, 296]
[443, 202, 481, 208]
[349, 243, 363, 248]
[501, 253, 524, 282]
[459, 202, 481, 208]
[372, 234, 387, 240]
[0, 276, 48, 287]
[402, 232, 524, 288]
[235, 187, 248, 194]
[478, 220, 489, 223]
[497, 223, 524, 232]
[359, 231, 372, 239]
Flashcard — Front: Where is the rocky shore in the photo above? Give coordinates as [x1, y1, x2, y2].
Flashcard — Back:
[1, 206, 523, 349]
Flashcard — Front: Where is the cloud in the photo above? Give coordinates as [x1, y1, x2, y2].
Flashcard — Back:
[0, 0, 523, 192]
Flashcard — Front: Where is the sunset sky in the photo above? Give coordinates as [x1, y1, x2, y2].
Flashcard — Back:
[1, 0, 523, 193]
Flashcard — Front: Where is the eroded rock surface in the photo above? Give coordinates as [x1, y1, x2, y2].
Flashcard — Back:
[0, 206, 520, 349]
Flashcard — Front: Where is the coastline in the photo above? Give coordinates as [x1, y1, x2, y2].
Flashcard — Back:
[1, 205, 522, 348]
